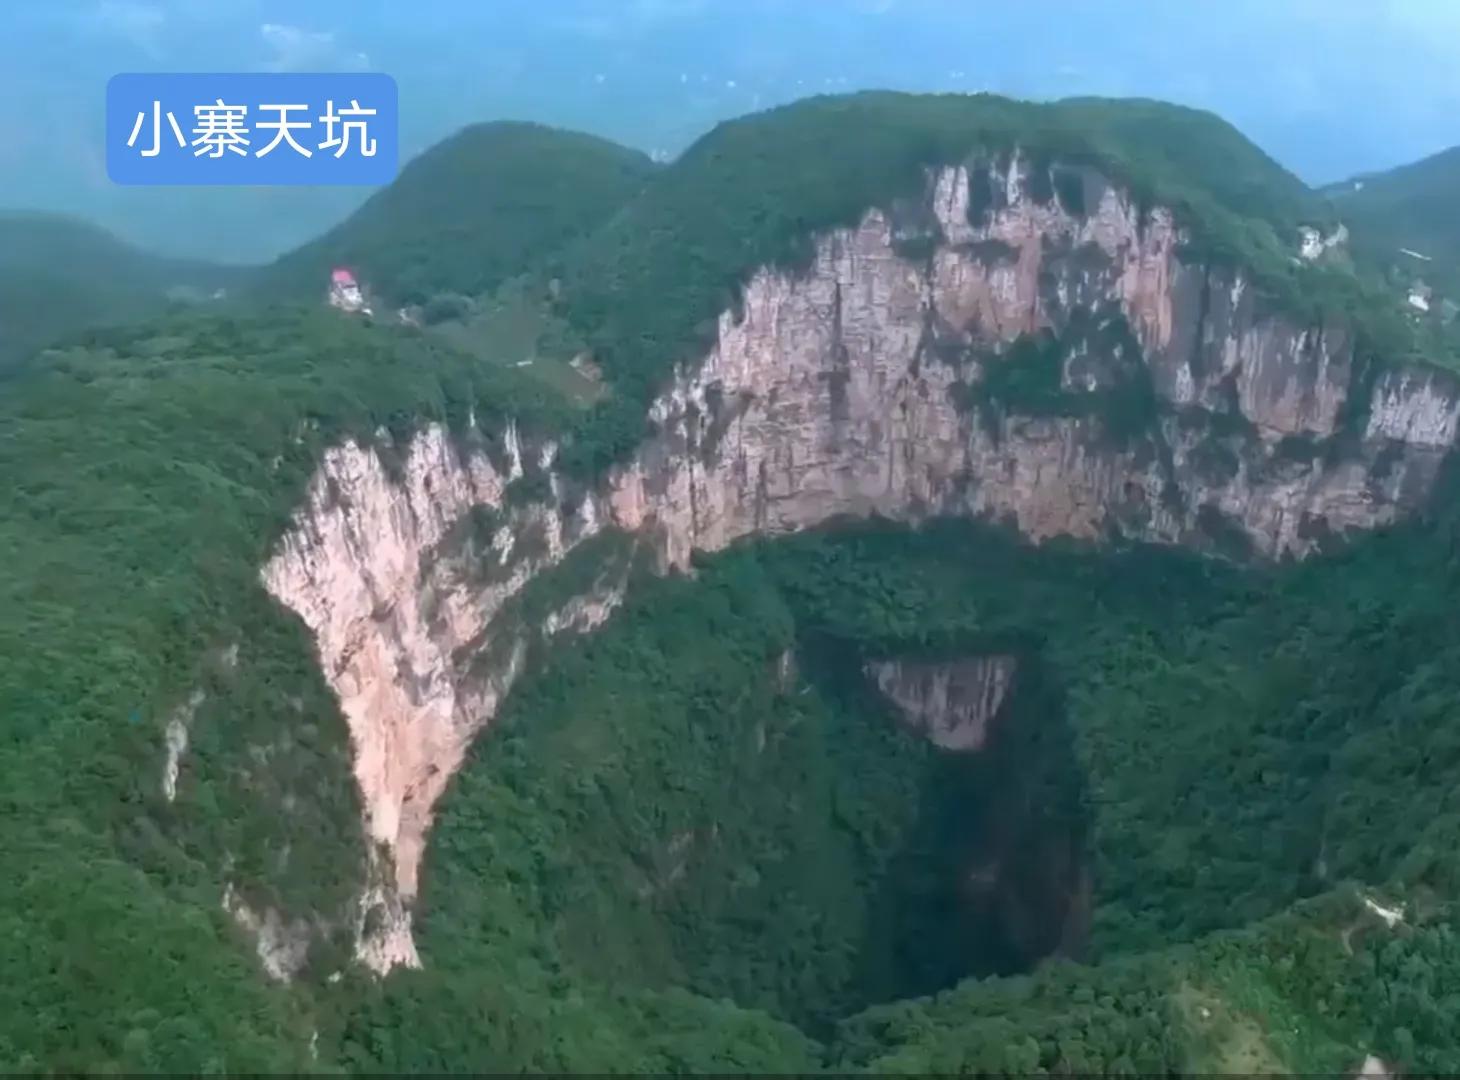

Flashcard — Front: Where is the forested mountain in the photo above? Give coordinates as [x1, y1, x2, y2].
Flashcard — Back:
[0, 212, 238, 369]
[548, 91, 1360, 474]
[7, 92, 1460, 1074]
[253, 121, 658, 307]
[1331, 145, 1460, 293]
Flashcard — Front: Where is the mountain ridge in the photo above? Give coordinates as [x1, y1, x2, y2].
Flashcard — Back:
[1330, 143, 1460, 291]
[253, 120, 658, 307]
[0, 210, 239, 369]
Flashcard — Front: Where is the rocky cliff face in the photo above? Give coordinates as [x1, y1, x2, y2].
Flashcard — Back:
[609, 158, 1460, 565]
[261, 424, 620, 971]
[258, 154, 1460, 975]
[867, 656, 1018, 752]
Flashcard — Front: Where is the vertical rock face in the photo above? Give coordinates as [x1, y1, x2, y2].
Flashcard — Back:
[259, 152, 1460, 976]
[866, 656, 1018, 752]
[261, 424, 617, 971]
[1366, 368, 1460, 446]
[161, 689, 205, 803]
[608, 158, 1460, 566]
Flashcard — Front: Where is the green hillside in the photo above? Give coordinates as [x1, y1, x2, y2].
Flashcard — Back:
[0, 308, 581, 1071]
[254, 121, 658, 306]
[1332, 145, 1460, 293]
[370, 515, 1460, 1073]
[0, 212, 238, 369]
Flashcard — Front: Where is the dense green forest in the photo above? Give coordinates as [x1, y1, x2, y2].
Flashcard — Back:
[6, 90, 1460, 1073]
[0, 116, 664, 1068]
[1333, 145, 1460, 295]
[0, 212, 239, 370]
[1324, 144, 1460, 363]
[0, 310, 575, 1071]
[253, 122, 657, 306]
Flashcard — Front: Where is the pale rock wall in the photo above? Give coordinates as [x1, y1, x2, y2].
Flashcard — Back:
[261, 423, 607, 971]
[1366, 368, 1460, 446]
[1357, 1054, 1393, 1078]
[161, 689, 206, 803]
[542, 582, 625, 637]
[608, 159, 1460, 566]
[866, 656, 1018, 752]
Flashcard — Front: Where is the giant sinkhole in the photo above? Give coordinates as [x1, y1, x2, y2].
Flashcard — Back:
[418, 547, 1093, 1034]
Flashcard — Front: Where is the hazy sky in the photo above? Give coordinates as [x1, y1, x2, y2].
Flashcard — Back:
[5, 0, 1459, 262]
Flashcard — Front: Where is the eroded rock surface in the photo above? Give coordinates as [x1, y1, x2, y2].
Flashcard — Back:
[867, 656, 1018, 752]
[222, 882, 312, 983]
[261, 424, 614, 970]
[610, 158, 1460, 565]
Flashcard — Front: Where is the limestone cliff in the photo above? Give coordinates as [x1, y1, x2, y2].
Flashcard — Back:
[261, 423, 620, 971]
[867, 656, 1018, 752]
[258, 154, 1460, 975]
[609, 157, 1460, 565]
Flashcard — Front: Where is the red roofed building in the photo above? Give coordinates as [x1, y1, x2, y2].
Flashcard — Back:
[328, 267, 369, 315]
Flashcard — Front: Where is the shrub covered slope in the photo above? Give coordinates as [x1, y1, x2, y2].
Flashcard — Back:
[254, 121, 657, 306]
[1333, 145, 1460, 293]
[0, 211, 239, 370]
[339, 515, 1460, 1072]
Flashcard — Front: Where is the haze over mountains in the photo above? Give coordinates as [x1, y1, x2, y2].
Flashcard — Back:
[0, 212, 241, 369]
[5, 89, 1454, 376]
[6, 0, 1460, 261]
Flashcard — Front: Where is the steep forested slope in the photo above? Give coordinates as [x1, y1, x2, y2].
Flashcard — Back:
[0, 212, 238, 369]
[254, 122, 657, 305]
[344, 515, 1460, 1072]
[0, 311, 577, 1070]
[1333, 145, 1460, 292]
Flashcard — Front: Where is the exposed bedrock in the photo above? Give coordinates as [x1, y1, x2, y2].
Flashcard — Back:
[866, 655, 1018, 752]
[609, 158, 1460, 566]
[261, 424, 623, 971]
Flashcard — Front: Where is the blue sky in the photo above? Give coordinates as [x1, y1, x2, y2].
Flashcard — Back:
[5, 0, 1459, 262]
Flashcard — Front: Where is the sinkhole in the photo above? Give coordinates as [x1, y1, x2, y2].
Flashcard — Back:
[429, 624, 1092, 1035]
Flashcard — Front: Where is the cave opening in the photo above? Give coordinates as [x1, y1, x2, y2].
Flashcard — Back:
[809, 644, 1091, 1022]
[629, 638, 1093, 1034]
[416, 541, 1098, 1040]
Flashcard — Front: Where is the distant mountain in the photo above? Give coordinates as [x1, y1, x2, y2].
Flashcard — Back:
[255, 121, 658, 307]
[0, 212, 239, 369]
[1329, 145, 1460, 290]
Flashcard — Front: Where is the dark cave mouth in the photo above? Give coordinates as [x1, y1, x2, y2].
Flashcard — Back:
[842, 650, 1091, 1012]
[631, 646, 1094, 1030]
